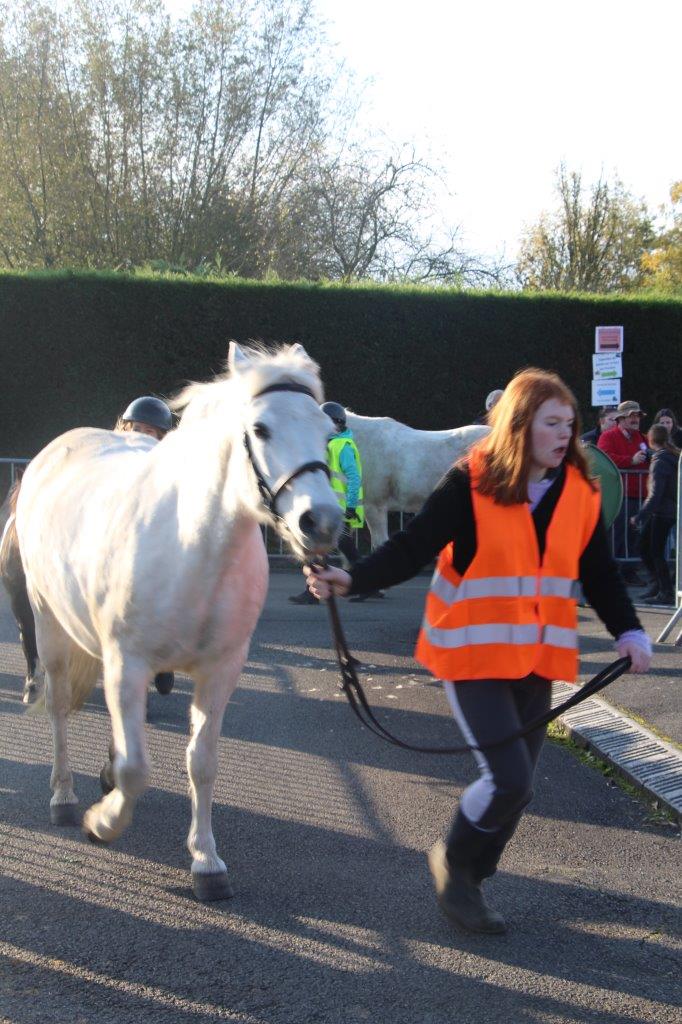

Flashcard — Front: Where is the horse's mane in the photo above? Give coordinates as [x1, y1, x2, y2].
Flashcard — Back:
[171, 343, 323, 427]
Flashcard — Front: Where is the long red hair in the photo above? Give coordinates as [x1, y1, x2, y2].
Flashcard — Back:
[473, 368, 594, 505]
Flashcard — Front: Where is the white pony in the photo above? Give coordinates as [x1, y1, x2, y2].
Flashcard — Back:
[345, 412, 490, 546]
[16, 343, 342, 900]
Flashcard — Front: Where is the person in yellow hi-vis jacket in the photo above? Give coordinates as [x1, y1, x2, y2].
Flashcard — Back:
[289, 402, 383, 604]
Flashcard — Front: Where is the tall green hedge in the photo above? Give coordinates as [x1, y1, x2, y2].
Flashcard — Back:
[1, 270, 681, 457]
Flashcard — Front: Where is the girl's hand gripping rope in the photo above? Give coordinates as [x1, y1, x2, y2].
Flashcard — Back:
[303, 561, 352, 600]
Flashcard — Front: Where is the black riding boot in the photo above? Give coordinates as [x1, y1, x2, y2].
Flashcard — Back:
[470, 814, 522, 884]
[288, 589, 318, 605]
[428, 812, 506, 934]
[154, 671, 175, 695]
[640, 572, 661, 600]
[644, 558, 675, 605]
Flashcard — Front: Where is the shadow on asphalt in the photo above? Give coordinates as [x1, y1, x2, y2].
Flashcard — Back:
[2, 641, 679, 1024]
[0, 768, 679, 1024]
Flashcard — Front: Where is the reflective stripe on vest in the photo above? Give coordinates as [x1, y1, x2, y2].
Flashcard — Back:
[327, 436, 365, 529]
[415, 450, 601, 684]
[420, 619, 578, 651]
[429, 570, 582, 605]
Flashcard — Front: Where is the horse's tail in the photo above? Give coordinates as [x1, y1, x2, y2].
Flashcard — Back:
[27, 645, 100, 716]
[66, 647, 101, 712]
[0, 480, 22, 581]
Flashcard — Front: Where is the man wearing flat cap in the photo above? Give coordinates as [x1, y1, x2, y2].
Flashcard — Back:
[598, 401, 649, 575]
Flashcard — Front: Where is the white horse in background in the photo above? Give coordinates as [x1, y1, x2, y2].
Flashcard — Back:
[16, 343, 342, 901]
[346, 412, 490, 547]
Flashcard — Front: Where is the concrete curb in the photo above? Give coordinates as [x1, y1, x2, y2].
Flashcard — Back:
[553, 681, 682, 823]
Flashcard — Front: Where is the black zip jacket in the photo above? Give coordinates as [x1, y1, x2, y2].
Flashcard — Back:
[635, 448, 678, 525]
[350, 463, 642, 639]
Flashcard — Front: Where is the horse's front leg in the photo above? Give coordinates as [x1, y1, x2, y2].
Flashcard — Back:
[83, 651, 150, 843]
[186, 647, 246, 901]
[34, 609, 80, 826]
[45, 662, 79, 826]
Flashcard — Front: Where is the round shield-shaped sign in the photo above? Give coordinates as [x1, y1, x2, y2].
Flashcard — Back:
[583, 444, 624, 530]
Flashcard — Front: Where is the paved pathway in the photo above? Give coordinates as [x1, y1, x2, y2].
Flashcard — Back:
[0, 576, 680, 1024]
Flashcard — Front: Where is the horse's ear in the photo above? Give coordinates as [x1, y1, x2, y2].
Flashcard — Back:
[289, 342, 310, 361]
[228, 342, 250, 375]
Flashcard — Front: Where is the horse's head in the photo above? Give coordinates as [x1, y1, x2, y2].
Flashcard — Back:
[229, 342, 343, 560]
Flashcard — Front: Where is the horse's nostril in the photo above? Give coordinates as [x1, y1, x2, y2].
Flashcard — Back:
[299, 510, 316, 537]
[298, 504, 343, 542]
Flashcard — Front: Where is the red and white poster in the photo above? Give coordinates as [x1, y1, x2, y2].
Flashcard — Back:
[595, 325, 624, 353]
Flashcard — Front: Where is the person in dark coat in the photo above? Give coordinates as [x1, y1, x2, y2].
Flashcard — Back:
[633, 424, 679, 605]
[580, 406, 617, 446]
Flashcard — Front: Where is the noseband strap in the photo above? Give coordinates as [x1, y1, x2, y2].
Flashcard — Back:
[244, 381, 330, 518]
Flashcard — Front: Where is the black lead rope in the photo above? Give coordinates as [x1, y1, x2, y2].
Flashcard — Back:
[323, 588, 631, 755]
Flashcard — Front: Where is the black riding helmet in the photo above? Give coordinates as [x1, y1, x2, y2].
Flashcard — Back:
[320, 401, 346, 429]
[121, 396, 173, 434]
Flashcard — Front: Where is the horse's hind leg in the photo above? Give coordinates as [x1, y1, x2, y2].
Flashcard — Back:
[8, 581, 41, 703]
[364, 505, 389, 549]
[35, 610, 81, 826]
[186, 650, 246, 901]
[83, 650, 150, 843]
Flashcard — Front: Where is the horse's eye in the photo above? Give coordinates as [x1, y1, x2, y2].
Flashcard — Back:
[253, 422, 271, 441]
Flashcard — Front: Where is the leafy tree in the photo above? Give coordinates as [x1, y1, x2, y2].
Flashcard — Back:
[0, 0, 496, 285]
[516, 165, 654, 293]
[640, 182, 682, 293]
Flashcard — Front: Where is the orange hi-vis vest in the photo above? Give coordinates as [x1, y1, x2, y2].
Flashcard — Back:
[415, 451, 601, 683]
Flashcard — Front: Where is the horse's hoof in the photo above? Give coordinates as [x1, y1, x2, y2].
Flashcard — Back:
[99, 763, 115, 795]
[82, 807, 114, 844]
[85, 830, 106, 845]
[191, 871, 234, 902]
[22, 682, 37, 704]
[50, 803, 80, 826]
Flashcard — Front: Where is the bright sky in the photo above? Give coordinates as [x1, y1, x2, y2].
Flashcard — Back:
[170, 0, 681, 259]
[312, 0, 681, 259]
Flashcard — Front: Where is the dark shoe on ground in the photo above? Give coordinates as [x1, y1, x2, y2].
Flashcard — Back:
[428, 841, 507, 935]
[154, 672, 175, 695]
[288, 589, 319, 605]
[643, 591, 675, 606]
[349, 590, 386, 602]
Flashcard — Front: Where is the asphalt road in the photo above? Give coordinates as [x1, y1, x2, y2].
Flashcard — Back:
[0, 573, 680, 1024]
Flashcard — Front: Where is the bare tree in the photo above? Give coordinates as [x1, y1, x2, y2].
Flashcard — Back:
[267, 145, 509, 286]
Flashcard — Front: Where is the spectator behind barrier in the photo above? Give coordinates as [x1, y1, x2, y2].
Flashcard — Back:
[598, 400, 649, 577]
[632, 424, 679, 606]
[581, 405, 618, 446]
[475, 388, 504, 424]
[652, 407, 682, 448]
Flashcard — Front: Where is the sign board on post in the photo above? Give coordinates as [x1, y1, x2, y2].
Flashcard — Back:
[592, 353, 623, 379]
[595, 326, 624, 353]
[591, 379, 621, 407]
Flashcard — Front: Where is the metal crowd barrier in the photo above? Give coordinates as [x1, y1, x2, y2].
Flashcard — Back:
[657, 455, 682, 642]
[2, 457, 677, 580]
[0, 458, 30, 491]
[617, 467, 677, 564]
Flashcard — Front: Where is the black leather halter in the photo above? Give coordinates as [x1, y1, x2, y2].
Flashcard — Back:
[243, 381, 330, 520]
